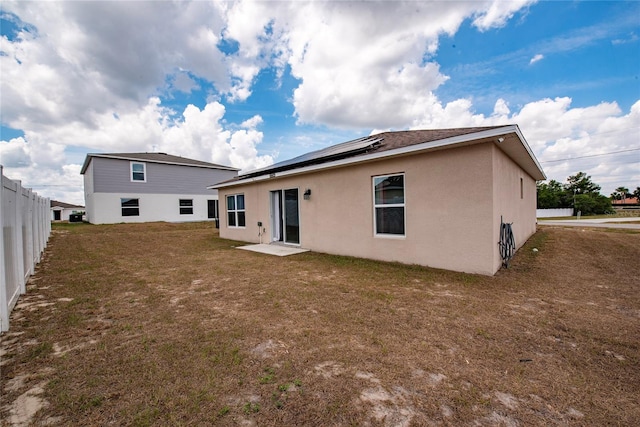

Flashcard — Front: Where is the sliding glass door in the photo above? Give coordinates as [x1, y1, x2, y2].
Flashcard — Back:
[271, 188, 299, 244]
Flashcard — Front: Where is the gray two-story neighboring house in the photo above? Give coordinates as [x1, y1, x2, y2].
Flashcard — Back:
[80, 153, 239, 224]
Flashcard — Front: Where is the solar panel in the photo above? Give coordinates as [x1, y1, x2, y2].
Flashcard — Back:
[242, 135, 383, 177]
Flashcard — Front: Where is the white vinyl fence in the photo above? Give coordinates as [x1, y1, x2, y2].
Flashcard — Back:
[536, 208, 574, 218]
[1, 166, 51, 332]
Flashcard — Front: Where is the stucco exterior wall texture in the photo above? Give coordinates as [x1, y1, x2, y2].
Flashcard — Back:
[491, 144, 538, 273]
[219, 142, 538, 275]
[88, 193, 216, 224]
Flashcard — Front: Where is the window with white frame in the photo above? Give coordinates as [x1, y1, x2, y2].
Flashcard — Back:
[130, 162, 146, 182]
[121, 198, 140, 216]
[179, 199, 193, 215]
[226, 194, 245, 227]
[373, 174, 405, 236]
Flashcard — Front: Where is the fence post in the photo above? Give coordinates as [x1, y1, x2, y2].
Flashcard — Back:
[1, 166, 8, 332]
[14, 181, 26, 294]
[23, 188, 34, 280]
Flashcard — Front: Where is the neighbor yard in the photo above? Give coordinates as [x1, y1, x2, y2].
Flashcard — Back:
[1, 222, 638, 426]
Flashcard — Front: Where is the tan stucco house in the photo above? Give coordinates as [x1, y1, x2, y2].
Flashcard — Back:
[210, 125, 546, 275]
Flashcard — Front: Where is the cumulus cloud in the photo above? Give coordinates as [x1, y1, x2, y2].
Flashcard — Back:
[241, 115, 264, 129]
[224, 1, 485, 129]
[0, 0, 272, 203]
[0, 137, 31, 168]
[0, 1, 235, 130]
[1, 98, 273, 203]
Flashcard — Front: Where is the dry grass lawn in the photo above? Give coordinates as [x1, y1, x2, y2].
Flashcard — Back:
[1, 222, 639, 426]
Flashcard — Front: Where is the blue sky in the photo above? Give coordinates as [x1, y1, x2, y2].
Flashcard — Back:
[1, 0, 638, 205]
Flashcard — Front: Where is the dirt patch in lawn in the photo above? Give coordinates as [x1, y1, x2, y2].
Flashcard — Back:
[1, 222, 639, 426]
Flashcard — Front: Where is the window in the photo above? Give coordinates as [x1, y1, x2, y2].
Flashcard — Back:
[130, 162, 146, 182]
[179, 199, 193, 215]
[121, 198, 140, 216]
[373, 174, 405, 236]
[226, 194, 245, 227]
[520, 178, 524, 199]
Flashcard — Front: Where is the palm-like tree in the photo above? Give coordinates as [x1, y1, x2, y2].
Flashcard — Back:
[611, 186, 630, 202]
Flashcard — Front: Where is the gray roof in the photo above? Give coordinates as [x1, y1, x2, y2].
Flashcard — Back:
[51, 200, 84, 209]
[212, 125, 546, 188]
[80, 152, 239, 175]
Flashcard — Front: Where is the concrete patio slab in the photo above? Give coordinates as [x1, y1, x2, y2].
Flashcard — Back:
[237, 243, 310, 257]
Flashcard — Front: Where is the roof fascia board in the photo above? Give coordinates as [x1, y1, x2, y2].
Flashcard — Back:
[513, 126, 547, 180]
[211, 126, 527, 189]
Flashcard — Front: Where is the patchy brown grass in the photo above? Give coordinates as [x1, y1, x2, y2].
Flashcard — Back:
[1, 222, 639, 426]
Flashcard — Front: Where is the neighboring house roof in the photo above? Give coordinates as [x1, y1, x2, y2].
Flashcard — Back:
[51, 200, 84, 209]
[210, 125, 546, 189]
[80, 152, 239, 175]
[612, 197, 639, 205]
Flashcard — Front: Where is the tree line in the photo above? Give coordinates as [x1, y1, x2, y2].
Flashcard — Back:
[537, 171, 640, 215]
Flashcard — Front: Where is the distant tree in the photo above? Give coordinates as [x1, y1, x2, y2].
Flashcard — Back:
[559, 172, 611, 215]
[611, 186, 630, 202]
[574, 194, 596, 215]
[565, 172, 601, 195]
[537, 172, 612, 214]
[537, 180, 567, 209]
[633, 187, 640, 204]
[574, 193, 613, 215]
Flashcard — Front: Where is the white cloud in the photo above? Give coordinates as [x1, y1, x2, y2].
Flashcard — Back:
[1, 0, 542, 135]
[241, 115, 264, 130]
[224, 1, 485, 129]
[1, 99, 273, 204]
[0, 1, 234, 131]
[221, 0, 542, 130]
[472, 0, 536, 31]
[0, 144, 85, 205]
[529, 54, 544, 64]
[0, 137, 30, 168]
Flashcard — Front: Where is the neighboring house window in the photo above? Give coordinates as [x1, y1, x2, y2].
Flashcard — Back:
[520, 178, 524, 199]
[130, 162, 146, 182]
[226, 194, 245, 227]
[179, 199, 193, 215]
[207, 200, 219, 219]
[373, 174, 405, 236]
[121, 198, 140, 216]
